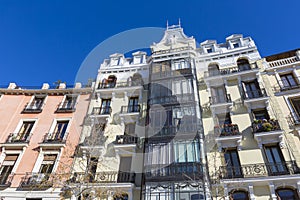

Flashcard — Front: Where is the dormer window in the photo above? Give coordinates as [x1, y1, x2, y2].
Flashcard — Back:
[207, 48, 213, 53]
[233, 43, 239, 48]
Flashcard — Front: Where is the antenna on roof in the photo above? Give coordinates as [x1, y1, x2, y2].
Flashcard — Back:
[178, 18, 181, 27]
[166, 20, 169, 29]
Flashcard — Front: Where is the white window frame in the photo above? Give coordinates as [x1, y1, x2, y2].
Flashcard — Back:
[32, 151, 61, 173]
[13, 118, 38, 140]
[59, 94, 79, 109]
[47, 118, 72, 141]
[0, 149, 25, 173]
[284, 94, 300, 121]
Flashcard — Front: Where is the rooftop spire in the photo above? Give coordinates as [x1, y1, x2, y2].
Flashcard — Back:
[178, 18, 181, 27]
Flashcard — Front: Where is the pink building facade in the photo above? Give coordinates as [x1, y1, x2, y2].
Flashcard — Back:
[0, 83, 91, 199]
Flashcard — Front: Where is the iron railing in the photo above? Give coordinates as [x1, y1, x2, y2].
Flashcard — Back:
[115, 135, 138, 145]
[6, 133, 31, 143]
[252, 119, 281, 133]
[98, 81, 142, 89]
[22, 102, 44, 113]
[219, 161, 300, 179]
[149, 93, 194, 105]
[243, 88, 268, 99]
[20, 172, 54, 188]
[69, 171, 135, 183]
[209, 94, 232, 104]
[287, 111, 300, 128]
[92, 106, 112, 115]
[56, 101, 76, 113]
[145, 162, 203, 182]
[42, 132, 68, 143]
[120, 105, 140, 113]
[0, 173, 14, 186]
[204, 63, 258, 78]
[214, 124, 240, 137]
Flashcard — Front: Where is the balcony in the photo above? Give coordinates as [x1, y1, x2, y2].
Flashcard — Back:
[121, 105, 140, 113]
[97, 81, 143, 97]
[22, 102, 43, 113]
[219, 161, 300, 179]
[151, 68, 193, 80]
[204, 63, 258, 80]
[69, 171, 135, 184]
[55, 102, 76, 113]
[0, 173, 14, 187]
[252, 119, 283, 146]
[1, 133, 31, 149]
[120, 105, 140, 123]
[242, 89, 269, 110]
[92, 106, 112, 116]
[267, 56, 299, 68]
[39, 132, 67, 148]
[214, 124, 242, 151]
[209, 94, 233, 114]
[149, 93, 194, 105]
[273, 77, 300, 93]
[20, 172, 54, 189]
[243, 88, 268, 100]
[145, 162, 203, 182]
[114, 135, 139, 155]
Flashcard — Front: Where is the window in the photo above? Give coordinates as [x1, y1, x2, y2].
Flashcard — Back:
[88, 157, 98, 182]
[211, 86, 227, 104]
[242, 80, 261, 99]
[230, 191, 249, 200]
[0, 154, 18, 185]
[124, 123, 135, 135]
[101, 99, 111, 114]
[252, 108, 269, 120]
[289, 96, 300, 122]
[233, 43, 239, 48]
[206, 48, 213, 53]
[208, 64, 220, 76]
[237, 59, 250, 71]
[280, 73, 298, 90]
[128, 97, 139, 112]
[32, 154, 57, 183]
[276, 188, 299, 200]
[217, 113, 232, 125]
[57, 95, 77, 112]
[223, 149, 243, 178]
[172, 60, 188, 70]
[24, 96, 45, 113]
[264, 145, 287, 175]
[10, 121, 34, 143]
[46, 120, 69, 142]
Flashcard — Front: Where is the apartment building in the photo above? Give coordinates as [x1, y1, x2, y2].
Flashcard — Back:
[199, 36, 300, 199]
[0, 83, 90, 199]
[68, 52, 149, 199]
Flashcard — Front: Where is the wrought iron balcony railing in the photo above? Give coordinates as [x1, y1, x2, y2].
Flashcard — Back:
[56, 101, 76, 113]
[252, 119, 281, 133]
[204, 63, 258, 78]
[92, 106, 112, 115]
[22, 102, 44, 113]
[20, 172, 54, 188]
[0, 173, 14, 187]
[242, 88, 268, 99]
[5, 133, 31, 143]
[214, 124, 240, 137]
[120, 105, 140, 113]
[98, 81, 143, 89]
[219, 161, 300, 179]
[115, 135, 138, 145]
[42, 132, 68, 143]
[209, 94, 232, 104]
[69, 171, 135, 183]
[145, 162, 203, 182]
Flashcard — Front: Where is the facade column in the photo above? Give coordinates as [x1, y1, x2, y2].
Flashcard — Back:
[274, 70, 283, 89]
[269, 182, 277, 200]
[248, 184, 255, 200]
[292, 67, 300, 83]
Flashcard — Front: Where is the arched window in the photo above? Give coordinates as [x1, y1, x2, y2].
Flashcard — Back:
[237, 59, 250, 71]
[107, 75, 117, 88]
[230, 190, 249, 200]
[276, 188, 299, 200]
[208, 63, 220, 76]
[132, 73, 143, 86]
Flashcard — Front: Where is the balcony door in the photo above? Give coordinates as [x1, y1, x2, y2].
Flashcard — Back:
[264, 145, 287, 175]
[51, 120, 69, 141]
[36, 154, 57, 182]
[101, 99, 111, 114]
[211, 86, 226, 103]
[128, 97, 139, 112]
[290, 97, 300, 121]
[118, 157, 132, 182]
[243, 80, 260, 99]
[223, 149, 243, 178]
[31, 96, 45, 109]
[0, 154, 18, 184]
[16, 121, 34, 141]
[280, 73, 297, 89]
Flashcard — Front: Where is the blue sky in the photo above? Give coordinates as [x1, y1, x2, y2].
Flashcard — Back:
[0, 0, 299, 86]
